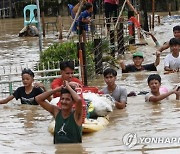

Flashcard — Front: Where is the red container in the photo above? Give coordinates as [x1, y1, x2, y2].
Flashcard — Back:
[82, 86, 99, 93]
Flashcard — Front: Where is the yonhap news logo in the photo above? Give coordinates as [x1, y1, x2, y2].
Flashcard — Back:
[122, 133, 138, 148]
[122, 133, 180, 148]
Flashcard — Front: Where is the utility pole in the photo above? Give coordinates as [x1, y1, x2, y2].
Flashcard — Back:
[36, 0, 43, 52]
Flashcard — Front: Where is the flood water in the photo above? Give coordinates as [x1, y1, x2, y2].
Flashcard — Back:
[0, 14, 180, 153]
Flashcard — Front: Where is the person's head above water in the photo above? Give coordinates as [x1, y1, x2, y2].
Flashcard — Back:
[60, 61, 75, 71]
[173, 25, 180, 32]
[147, 74, 161, 85]
[132, 51, 144, 67]
[133, 51, 144, 59]
[169, 37, 180, 46]
[103, 68, 117, 77]
[21, 68, 34, 78]
[169, 38, 180, 55]
[173, 25, 180, 39]
[60, 61, 75, 82]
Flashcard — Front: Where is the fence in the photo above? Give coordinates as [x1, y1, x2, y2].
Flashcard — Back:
[0, 61, 80, 97]
[0, 7, 11, 18]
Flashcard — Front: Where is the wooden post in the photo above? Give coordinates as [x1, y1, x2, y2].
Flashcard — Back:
[157, 15, 160, 25]
[58, 16, 63, 39]
[77, 42, 88, 86]
[94, 38, 103, 74]
[149, 15, 152, 30]
[152, 0, 155, 30]
[79, 49, 84, 85]
[41, 12, 45, 37]
[139, 0, 149, 31]
[168, 3, 171, 16]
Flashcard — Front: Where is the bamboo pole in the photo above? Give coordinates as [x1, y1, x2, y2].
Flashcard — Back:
[127, 0, 138, 15]
[66, 0, 84, 39]
[115, 0, 127, 29]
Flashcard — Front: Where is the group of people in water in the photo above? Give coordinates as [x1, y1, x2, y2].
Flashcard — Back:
[118, 25, 180, 103]
[0, 19, 179, 144]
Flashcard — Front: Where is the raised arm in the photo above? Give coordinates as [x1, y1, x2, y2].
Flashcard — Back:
[144, 31, 160, 47]
[154, 51, 161, 66]
[35, 87, 62, 117]
[0, 95, 14, 104]
[119, 60, 126, 70]
[157, 42, 170, 52]
[34, 82, 52, 102]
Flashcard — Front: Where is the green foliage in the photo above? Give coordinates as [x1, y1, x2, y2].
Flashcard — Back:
[40, 42, 77, 62]
[39, 42, 77, 71]
[85, 41, 95, 77]
[38, 40, 110, 79]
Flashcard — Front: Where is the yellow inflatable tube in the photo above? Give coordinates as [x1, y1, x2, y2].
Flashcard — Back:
[48, 116, 109, 134]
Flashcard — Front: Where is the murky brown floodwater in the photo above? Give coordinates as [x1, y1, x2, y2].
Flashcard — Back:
[0, 14, 180, 153]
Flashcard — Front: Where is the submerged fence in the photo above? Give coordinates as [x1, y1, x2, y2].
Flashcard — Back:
[0, 61, 80, 97]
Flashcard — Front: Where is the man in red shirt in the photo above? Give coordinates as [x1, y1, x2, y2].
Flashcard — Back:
[51, 61, 83, 98]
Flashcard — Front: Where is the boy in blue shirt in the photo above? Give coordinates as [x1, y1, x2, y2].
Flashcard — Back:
[77, 3, 93, 43]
